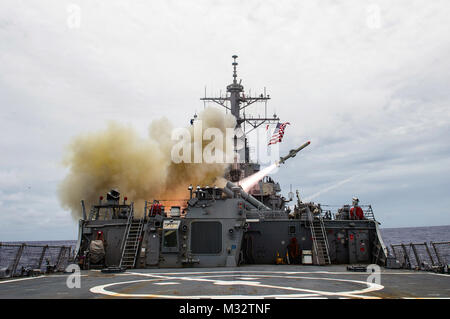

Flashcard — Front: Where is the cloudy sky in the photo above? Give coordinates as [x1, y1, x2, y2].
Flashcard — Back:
[1, 0, 449, 241]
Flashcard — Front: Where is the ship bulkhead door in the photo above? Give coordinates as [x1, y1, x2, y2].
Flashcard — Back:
[103, 229, 124, 267]
[348, 230, 370, 263]
[355, 230, 369, 262]
[146, 232, 160, 266]
[348, 230, 357, 264]
[335, 230, 349, 264]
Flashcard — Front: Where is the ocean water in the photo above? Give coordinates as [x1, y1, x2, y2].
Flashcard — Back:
[380, 225, 450, 247]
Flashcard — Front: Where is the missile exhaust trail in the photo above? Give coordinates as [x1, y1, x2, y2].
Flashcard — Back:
[239, 141, 311, 192]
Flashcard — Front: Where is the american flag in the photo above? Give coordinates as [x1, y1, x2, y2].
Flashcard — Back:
[267, 122, 290, 145]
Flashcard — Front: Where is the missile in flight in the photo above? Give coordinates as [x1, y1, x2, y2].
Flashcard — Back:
[277, 141, 311, 165]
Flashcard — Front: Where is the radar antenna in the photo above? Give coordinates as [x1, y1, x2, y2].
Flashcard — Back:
[201, 55, 280, 133]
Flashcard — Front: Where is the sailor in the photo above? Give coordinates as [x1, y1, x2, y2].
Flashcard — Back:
[350, 197, 364, 220]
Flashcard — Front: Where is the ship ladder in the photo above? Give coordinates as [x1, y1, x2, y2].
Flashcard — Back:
[371, 221, 388, 266]
[119, 216, 144, 269]
[307, 208, 331, 265]
[88, 207, 97, 220]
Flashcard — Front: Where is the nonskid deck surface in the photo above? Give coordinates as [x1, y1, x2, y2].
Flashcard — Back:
[0, 265, 449, 299]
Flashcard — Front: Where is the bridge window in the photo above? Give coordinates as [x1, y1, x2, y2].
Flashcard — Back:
[163, 230, 178, 248]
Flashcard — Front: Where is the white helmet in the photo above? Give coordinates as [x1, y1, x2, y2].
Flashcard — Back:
[352, 197, 359, 205]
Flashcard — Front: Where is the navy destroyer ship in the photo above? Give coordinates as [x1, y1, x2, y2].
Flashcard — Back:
[2, 57, 449, 300]
[73, 56, 388, 270]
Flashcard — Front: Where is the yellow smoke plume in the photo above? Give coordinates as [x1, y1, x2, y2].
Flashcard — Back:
[58, 107, 236, 219]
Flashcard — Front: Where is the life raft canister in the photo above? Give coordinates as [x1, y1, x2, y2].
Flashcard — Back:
[150, 203, 163, 216]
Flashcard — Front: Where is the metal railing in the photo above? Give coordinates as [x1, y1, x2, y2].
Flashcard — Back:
[119, 203, 134, 267]
[390, 241, 450, 272]
[319, 217, 331, 265]
[0, 243, 75, 278]
[318, 204, 376, 221]
[431, 241, 450, 266]
[307, 207, 321, 265]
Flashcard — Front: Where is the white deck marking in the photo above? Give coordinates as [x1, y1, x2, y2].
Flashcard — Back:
[90, 270, 384, 299]
[119, 269, 424, 276]
[0, 277, 46, 284]
[403, 297, 450, 299]
[428, 273, 450, 277]
[0, 274, 88, 285]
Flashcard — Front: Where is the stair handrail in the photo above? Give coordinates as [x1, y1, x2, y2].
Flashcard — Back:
[319, 217, 331, 264]
[130, 218, 144, 268]
[119, 203, 134, 267]
[306, 206, 320, 265]
[373, 220, 388, 265]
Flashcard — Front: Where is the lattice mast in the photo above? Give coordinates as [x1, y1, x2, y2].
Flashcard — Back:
[200, 55, 280, 166]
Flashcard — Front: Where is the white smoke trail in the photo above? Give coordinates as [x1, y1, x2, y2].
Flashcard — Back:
[302, 174, 363, 202]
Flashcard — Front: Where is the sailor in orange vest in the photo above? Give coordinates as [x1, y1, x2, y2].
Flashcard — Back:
[349, 197, 364, 220]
